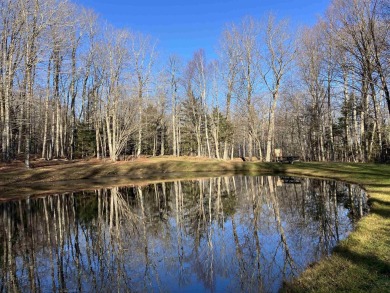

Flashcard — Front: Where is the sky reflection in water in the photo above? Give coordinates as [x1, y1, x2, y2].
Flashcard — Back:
[0, 176, 368, 292]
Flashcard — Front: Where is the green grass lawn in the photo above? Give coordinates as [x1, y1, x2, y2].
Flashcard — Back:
[0, 158, 389, 292]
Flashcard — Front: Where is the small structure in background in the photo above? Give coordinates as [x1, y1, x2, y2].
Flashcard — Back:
[275, 148, 300, 164]
[274, 148, 283, 162]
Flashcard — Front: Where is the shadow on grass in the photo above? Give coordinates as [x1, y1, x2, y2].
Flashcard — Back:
[305, 163, 390, 180]
[334, 246, 390, 277]
[369, 197, 390, 207]
[366, 196, 390, 219]
[283, 240, 390, 293]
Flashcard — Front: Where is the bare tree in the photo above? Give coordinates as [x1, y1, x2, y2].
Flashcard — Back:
[326, 0, 388, 161]
[298, 26, 329, 161]
[193, 50, 211, 157]
[21, 0, 58, 168]
[219, 25, 241, 159]
[237, 17, 261, 161]
[130, 32, 156, 157]
[0, 0, 24, 161]
[167, 55, 182, 156]
[261, 15, 294, 162]
[98, 27, 138, 161]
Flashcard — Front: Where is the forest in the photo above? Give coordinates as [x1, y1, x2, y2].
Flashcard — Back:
[0, 0, 389, 166]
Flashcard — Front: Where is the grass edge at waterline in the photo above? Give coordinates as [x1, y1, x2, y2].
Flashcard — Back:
[278, 162, 390, 293]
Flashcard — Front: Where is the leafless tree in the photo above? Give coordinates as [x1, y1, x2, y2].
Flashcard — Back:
[219, 25, 241, 159]
[237, 17, 261, 161]
[167, 55, 182, 156]
[129, 32, 156, 157]
[261, 15, 294, 162]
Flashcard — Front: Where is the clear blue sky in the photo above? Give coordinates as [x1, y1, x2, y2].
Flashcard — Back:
[76, 0, 330, 60]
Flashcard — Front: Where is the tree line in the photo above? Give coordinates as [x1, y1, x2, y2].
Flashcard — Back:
[0, 0, 389, 166]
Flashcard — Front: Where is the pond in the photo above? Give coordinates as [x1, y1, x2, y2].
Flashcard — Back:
[0, 175, 368, 293]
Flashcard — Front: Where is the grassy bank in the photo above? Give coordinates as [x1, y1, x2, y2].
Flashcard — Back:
[279, 162, 390, 293]
[0, 158, 389, 292]
[0, 157, 273, 199]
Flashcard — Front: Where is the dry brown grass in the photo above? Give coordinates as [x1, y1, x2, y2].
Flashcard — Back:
[0, 156, 269, 199]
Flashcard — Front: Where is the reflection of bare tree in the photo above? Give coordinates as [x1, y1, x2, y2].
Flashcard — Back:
[313, 181, 343, 255]
[231, 216, 246, 291]
[136, 186, 152, 290]
[43, 198, 56, 292]
[174, 180, 186, 286]
[331, 182, 340, 242]
[0, 176, 367, 292]
[191, 179, 216, 292]
[268, 176, 298, 280]
[28, 198, 39, 292]
[3, 205, 17, 292]
[251, 177, 264, 291]
[54, 195, 65, 292]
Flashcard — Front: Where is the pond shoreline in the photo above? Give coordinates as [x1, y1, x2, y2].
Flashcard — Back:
[0, 157, 280, 199]
[1, 157, 389, 292]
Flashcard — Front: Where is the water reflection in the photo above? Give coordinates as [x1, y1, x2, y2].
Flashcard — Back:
[0, 176, 367, 292]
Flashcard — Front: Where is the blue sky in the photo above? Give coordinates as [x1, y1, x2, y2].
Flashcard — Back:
[76, 0, 330, 60]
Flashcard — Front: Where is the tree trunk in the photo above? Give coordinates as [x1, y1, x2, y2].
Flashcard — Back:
[369, 81, 382, 159]
[248, 130, 253, 161]
[105, 111, 115, 161]
[223, 91, 232, 160]
[160, 123, 165, 156]
[50, 101, 55, 160]
[42, 58, 52, 159]
[70, 45, 77, 160]
[172, 102, 177, 156]
[343, 68, 351, 161]
[54, 49, 61, 158]
[351, 91, 359, 162]
[17, 98, 24, 155]
[25, 66, 32, 168]
[361, 78, 369, 162]
[136, 103, 142, 157]
[2, 60, 11, 161]
[204, 112, 211, 158]
[95, 119, 100, 159]
[265, 92, 278, 162]
[327, 76, 334, 161]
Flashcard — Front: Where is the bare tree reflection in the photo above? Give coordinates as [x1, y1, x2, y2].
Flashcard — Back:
[268, 176, 298, 281]
[0, 176, 367, 292]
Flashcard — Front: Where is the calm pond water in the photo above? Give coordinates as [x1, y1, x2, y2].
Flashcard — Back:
[0, 176, 368, 293]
